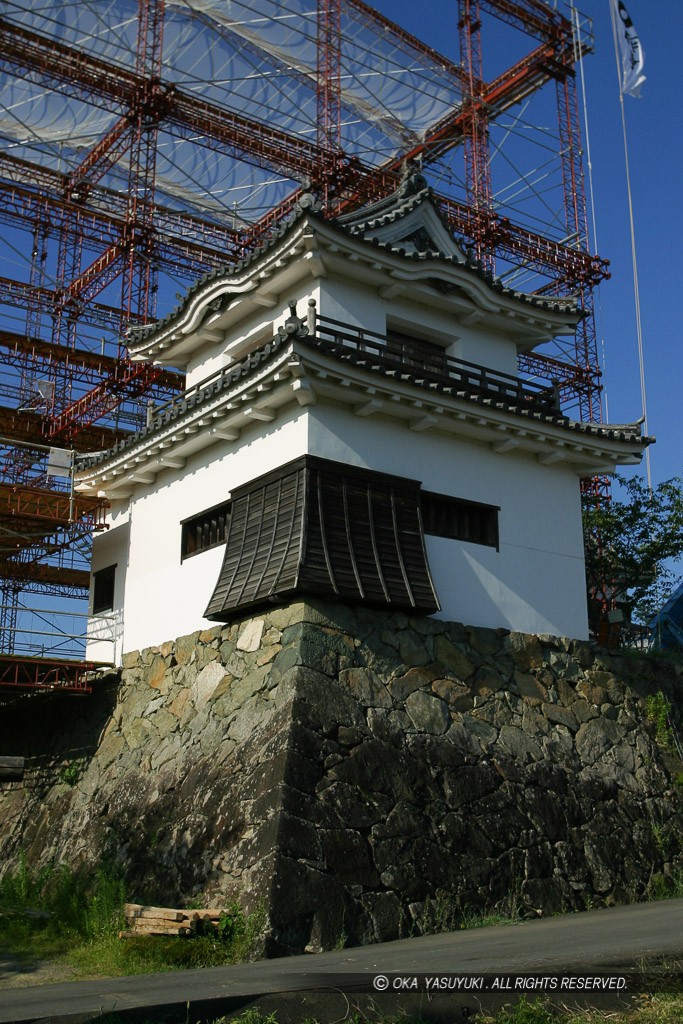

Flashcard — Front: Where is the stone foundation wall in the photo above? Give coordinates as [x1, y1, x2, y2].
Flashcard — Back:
[1, 600, 681, 956]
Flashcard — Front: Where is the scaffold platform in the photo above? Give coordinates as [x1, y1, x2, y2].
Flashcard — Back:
[0, 654, 113, 693]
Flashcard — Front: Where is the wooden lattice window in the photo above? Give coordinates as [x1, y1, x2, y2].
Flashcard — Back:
[421, 491, 499, 549]
[181, 501, 231, 561]
[386, 328, 447, 373]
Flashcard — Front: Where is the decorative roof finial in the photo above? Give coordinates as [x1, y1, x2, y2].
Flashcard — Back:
[397, 158, 428, 197]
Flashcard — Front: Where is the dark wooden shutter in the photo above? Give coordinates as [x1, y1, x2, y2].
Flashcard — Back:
[205, 456, 440, 620]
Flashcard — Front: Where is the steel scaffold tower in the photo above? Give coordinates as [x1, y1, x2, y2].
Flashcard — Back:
[0, 0, 608, 669]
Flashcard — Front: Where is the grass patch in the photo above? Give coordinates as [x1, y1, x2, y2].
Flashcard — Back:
[84, 995, 683, 1024]
[475, 993, 683, 1023]
[0, 855, 265, 979]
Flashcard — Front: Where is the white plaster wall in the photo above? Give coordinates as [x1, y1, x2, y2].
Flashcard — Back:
[319, 277, 520, 376]
[86, 520, 129, 664]
[307, 406, 588, 639]
[184, 284, 320, 389]
[90, 397, 588, 662]
[453, 324, 519, 377]
[90, 260, 584, 660]
[112, 405, 310, 657]
[319, 277, 387, 334]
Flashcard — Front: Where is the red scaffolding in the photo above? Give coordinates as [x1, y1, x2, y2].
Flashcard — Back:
[0, 0, 608, 664]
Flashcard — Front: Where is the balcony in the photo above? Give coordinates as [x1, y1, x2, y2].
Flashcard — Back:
[310, 315, 561, 415]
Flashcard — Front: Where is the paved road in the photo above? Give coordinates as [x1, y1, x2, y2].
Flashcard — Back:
[0, 898, 681, 1023]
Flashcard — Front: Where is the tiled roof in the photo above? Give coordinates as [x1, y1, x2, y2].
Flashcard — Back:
[128, 180, 580, 349]
[77, 330, 291, 471]
[77, 315, 649, 475]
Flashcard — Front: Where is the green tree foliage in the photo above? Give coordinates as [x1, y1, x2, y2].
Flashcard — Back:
[582, 473, 683, 626]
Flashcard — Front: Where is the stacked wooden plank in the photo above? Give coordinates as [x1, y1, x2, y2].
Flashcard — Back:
[0, 755, 24, 781]
[119, 903, 225, 938]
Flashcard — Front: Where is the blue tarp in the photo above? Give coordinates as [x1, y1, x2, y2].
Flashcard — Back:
[649, 581, 683, 650]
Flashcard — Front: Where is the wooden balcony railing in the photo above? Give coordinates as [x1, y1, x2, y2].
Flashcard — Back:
[311, 314, 561, 414]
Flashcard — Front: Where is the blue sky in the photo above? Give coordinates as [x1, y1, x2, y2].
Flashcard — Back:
[372, 0, 681, 495]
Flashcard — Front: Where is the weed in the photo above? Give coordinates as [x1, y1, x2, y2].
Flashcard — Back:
[474, 993, 683, 1023]
[0, 856, 125, 940]
[645, 692, 674, 750]
[649, 822, 681, 856]
[456, 881, 526, 932]
[458, 907, 514, 930]
[0, 858, 265, 979]
[415, 891, 460, 934]
[58, 761, 82, 786]
[647, 870, 683, 901]
[476, 997, 555, 1023]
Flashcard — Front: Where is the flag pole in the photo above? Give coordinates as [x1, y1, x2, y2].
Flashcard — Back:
[608, 0, 651, 491]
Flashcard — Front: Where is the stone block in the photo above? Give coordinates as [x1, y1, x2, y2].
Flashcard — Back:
[266, 603, 308, 630]
[268, 854, 349, 951]
[542, 703, 578, 732]
[521, 877, 564, 914]
[278, 810, 323, 863]
[198, 626, 220, 644]
[389, 664, 439, 702]
[578, 679, 608, 707]
[337, 725, 364, 747]
[463, 715, 498, 748]
[175, 631, 201, 666]
[472, 666, 504, 697]
[572, 698, 594, 723]
[320, 780, 391, 829]
[236, 618, 266, 652]
[506, 633, 545, 672]
[257, 644, 281, 666]
[513, 671, 547, 703]
[122, 717, 152, 750]
[191, 660, 231, 713]
[466, 626, 504, 656]
[150, 708, 180, 737]
[322, 828, 378, 886]
[405, 690, 450, 735]
[548, 652, 582, 682]
[442, 763, 500, 809]
[498, 724, 542, 762]
[367, 707, 403, 745]
[361, 891, 402, 943]
[434, 636, 475, 679]
[339, 667, 391, 708]
[556, 677, 579, 706]
[151, 732, 184, 771]
[398, 631, 431, 667]
[431, 678, 470, 703]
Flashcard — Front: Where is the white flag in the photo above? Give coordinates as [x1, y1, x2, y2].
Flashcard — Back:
[611, 0, 646, 97]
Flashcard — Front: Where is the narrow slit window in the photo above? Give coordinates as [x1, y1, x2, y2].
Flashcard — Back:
[181, 502, 231, 560]
[421, 492, 499, 549]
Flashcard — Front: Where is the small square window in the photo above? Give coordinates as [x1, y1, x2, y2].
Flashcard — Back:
[93, 564, 116, 614]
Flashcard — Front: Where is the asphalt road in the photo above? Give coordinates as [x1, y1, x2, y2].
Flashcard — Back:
[0, 897, 681, 1024]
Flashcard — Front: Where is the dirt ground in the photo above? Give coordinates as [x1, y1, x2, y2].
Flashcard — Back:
[0, 952, 80, 989]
